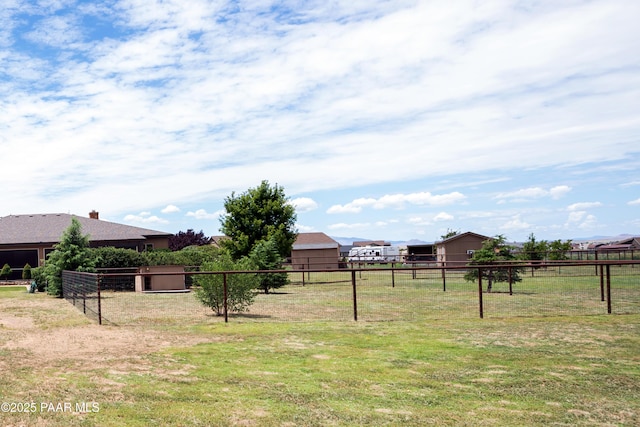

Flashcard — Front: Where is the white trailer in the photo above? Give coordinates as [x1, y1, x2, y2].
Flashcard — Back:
[347, 246, 401, 263]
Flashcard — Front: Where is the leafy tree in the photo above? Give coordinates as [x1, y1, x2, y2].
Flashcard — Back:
[140, 249, 182, 266]
[0, 263, 11, 280]
[548, 239, 572, 261]
[250, 237, 289, 294]
[91, 247, 146, 268]
[22, 263, 32, 280]
[440, 228, 460, 240]
[193, 252, 259, 316]
[520, 233, 549, 263]
[169, 229, 212, 251]
[173, 245, 221, 267]
[44, 218, 95, 297]
[220, 180, 297, 260]
[464, 235, 523, 292]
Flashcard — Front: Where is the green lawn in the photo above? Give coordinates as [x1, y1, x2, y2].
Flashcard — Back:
[93, 264, 640, 325]
[0, 285, 639, 426]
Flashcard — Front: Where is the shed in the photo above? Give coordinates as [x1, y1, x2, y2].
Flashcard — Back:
[436, 232, 491, 267]
[290, 232, 340, 270]
[135, 265, 186, 292]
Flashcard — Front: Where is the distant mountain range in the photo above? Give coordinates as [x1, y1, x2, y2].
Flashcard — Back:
[330, 236, 430, 246]
[331, 234, 637, 247]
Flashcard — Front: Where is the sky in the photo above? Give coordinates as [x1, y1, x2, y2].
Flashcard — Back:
[1, 0, 639, 244]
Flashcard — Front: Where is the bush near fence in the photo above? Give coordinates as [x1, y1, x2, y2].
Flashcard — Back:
[62, 261, 640, 325]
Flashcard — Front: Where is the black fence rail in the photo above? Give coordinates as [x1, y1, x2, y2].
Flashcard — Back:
[62, 260, 640, 325]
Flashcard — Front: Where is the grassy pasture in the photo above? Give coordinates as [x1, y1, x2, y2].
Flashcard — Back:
[95, 264, 640, 325]
[1, 264, 638, 426]
[0, 287, 638, 426]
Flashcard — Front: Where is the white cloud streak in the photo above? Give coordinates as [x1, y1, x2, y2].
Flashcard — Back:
[327, 191, 466, 214]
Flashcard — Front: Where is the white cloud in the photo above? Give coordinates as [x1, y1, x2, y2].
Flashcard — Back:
[327, 191, 466, 214]
[296, 224, 316, 232]
[290, 197, 319, 213]
[495, 185, 572, 202]
[628, 198, 640, 206]
[500, 215, 531, 231]
[186, 209, 222, 220]
[433, 212, 454, 222]
[567, 211, 586, 223]
[567, 202, 602, 211]
[327, 222, 372, 231]
[161, 204, 181, 213]
[123, 213, 168, 225]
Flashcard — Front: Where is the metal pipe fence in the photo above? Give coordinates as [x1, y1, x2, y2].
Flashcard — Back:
[62, 260, 640, 325]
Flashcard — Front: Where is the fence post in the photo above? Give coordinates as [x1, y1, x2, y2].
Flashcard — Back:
[606, 264, 611, 314]
[478, 268, 484, 319]
[223, 273, 228, 323]
[97, 274, 102, 325]
[392, 268, 395, 288]
[508, 266, 513, 296]
[599, 264, 605, 302]
[351, 270, 358, 321]
[442, 267, 446, 292]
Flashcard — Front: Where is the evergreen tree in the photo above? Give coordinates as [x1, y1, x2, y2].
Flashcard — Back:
[250, 237, 289, 294]
[22, 263, 32, 280]
[44, 218, 95, 297]
[0, 263, 11, 280]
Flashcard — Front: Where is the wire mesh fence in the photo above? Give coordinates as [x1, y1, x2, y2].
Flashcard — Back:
[62, 261, 640, 325]
[62, 271, 102, 324]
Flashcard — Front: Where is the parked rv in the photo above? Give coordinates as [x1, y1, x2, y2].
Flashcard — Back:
[347, 246, 401, 263]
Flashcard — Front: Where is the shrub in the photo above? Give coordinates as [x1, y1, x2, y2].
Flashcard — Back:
[22, 263, 32, 280]
[193, 253, 259, 316]
[0, 263, 11, 280]
[31, 267, 47, 292]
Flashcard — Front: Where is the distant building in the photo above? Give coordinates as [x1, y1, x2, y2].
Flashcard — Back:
[436, 232, 491, 267]
[290, 232, 340, 270]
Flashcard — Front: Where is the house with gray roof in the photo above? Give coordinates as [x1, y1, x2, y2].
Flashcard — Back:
[0, 211, 172, 279]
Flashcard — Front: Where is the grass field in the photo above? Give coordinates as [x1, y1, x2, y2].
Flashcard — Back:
[1, 282, 639, 426]
[91, 264, 640, 325]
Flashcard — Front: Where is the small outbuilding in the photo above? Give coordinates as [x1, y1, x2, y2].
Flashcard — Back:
[135, 265, 186, 292]
[290, 232, 340, 270]
[436, 232, 491, 267]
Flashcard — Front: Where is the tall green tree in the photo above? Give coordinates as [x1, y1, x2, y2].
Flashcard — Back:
[464, 235, 523, 292]
[548, 239, 573, 261]
[250, 237, 289, 294]
[44, 218, 95, 297]
[220, 180, 297, 260]
[520, 233, 549, 263]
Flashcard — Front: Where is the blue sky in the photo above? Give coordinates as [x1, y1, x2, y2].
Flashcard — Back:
[1, 0, 639, 243]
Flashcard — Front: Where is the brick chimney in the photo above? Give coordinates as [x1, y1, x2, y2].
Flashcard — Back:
[89, 210, 99, 220]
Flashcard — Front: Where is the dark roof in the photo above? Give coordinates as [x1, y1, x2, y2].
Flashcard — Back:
[0, 213, 172, 245]
[293, 232, 339, 250]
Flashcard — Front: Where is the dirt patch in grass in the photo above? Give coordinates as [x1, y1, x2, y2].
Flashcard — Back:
[0, 291, 215, 370]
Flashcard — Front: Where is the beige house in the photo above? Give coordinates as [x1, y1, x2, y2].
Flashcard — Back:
[436, 232, 491, 267]
[290, 232, 340, 270]
[0, 211, 172, 279]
